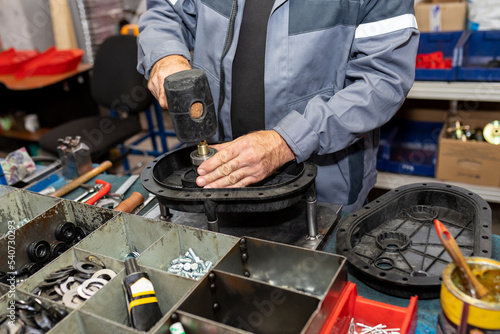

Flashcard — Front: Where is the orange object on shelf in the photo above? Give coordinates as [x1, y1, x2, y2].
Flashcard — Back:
[14, 47, 84, 79]
[320, 282, 418, 334]
[0, 48, 39, 74]
[120, 24, 139, 36]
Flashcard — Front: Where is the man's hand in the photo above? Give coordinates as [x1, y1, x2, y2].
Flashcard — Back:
[196, 130, 296, 188]
[148, 55, 191, 109]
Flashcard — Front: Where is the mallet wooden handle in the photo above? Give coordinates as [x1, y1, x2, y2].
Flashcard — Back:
[51, 161, 113, 198]
[114, 192, 144, 213]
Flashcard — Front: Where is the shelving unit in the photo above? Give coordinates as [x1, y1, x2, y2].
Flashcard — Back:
[375, 81, 500, 202]
[407, 81, 500, 102]
[376, 171, 500, 203]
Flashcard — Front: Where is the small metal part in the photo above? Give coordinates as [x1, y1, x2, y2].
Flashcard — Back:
[124, 251, 140, 260]
[57, 135, 93, 180]
[74, 261, 100, 275]
[77, 284, 93, 300]
[54, 285, 64, 297]
[188, 248, 197, 259]
[62, 289, 83, 309]
[91, 269, 116, 281]
[205, 261, 213, 271]
[60, 277, 78, 294]
[306, 199, 320, 240]
[33, 310, 53, 331]
[85, 255, 106, 268]
[190, 143, 217, 166]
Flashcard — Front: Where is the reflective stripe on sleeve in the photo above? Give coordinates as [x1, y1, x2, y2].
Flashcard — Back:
[355, 13, 418, 39]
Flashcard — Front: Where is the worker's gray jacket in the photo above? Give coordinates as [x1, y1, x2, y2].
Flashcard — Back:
[138, 0, 419, 212]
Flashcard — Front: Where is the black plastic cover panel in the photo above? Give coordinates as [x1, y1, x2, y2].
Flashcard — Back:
[336, 183, 492, 299]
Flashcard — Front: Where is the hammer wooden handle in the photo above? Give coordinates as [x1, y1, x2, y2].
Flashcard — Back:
[114, 192, 144, 213]
[51, 161, 112, 198]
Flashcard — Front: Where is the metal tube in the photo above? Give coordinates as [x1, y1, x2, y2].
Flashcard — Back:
[207, 218, 219, 232]
[307, 199, 318, 238]
[159, 204, 172, 220]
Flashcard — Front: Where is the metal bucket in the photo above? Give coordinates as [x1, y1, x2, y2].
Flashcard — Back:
[438, 257, 500, 333]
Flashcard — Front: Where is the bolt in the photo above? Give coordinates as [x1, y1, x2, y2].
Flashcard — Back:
[205, 261, 213, 271]
[188, 248, 197, 260]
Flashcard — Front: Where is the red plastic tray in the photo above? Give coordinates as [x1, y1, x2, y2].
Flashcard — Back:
[14, 47, 84, 79]
[0, 48, 39, 74]
[320, 282, 418, 334]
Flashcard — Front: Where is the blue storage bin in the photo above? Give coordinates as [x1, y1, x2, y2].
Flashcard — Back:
[457, 30, 500, 81]
[415, 32, 463, 81]
[377, 119, 443, 177]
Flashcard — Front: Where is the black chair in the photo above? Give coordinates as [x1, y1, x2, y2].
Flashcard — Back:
[39, 34, 175, 169]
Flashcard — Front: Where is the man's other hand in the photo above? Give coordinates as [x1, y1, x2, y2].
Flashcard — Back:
[196, 130, 296, 188]
[148, 55, 191, 109]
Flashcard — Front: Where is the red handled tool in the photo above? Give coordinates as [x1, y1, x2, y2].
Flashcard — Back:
[85, 179, 111, 205]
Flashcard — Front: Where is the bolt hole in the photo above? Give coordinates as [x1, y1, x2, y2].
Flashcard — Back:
[439, 277, 443, 281]
[483, 207, 488, 210]
[343, 249, 348, 252]
[364, 206, 370, 210]
[258, 193, 263, 196]
[376, 200, 381, 203]
[363, 266, 369, 269]
[224, 193, 229, 197]
[402, 277, 408, 281]
[352, 214, 358, 217]
[394, 189, 399, 192]
[147, 166, 151, 169]
[293, 184, 299, 188]
[158, 190, 163, 193]
[482, 235, 489, 239]
[144, 179, 149, 182]
[185, 194, 190, 197]
[422, 183, 427, 186]
[445, 185, 451, 188]
[379, 272, 387, 277]
[375, 258, 394, 270]
[307, 174, 313, 177]
[468, 193, 473, 196]
[483, 225, 489, 228]
[340, 228, 346, 232]
[205, 194, 211, 197]
[482, 250, 488, 254]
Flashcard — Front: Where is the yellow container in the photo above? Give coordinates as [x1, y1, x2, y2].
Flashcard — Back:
[439, 257, 500, 333]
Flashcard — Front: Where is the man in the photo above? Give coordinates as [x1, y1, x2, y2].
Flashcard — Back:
[138, 0, 419, 213]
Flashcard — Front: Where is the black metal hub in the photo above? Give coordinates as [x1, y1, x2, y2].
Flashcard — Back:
[141, 145, 317, 216]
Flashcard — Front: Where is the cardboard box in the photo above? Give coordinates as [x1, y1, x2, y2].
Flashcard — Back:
[435, 111, 500, 187]
[415, 0, 467, 32]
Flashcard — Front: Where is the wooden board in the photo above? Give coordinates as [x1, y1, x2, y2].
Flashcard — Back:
[0, 63, 92, 90]
[49, 0, 78, 49]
